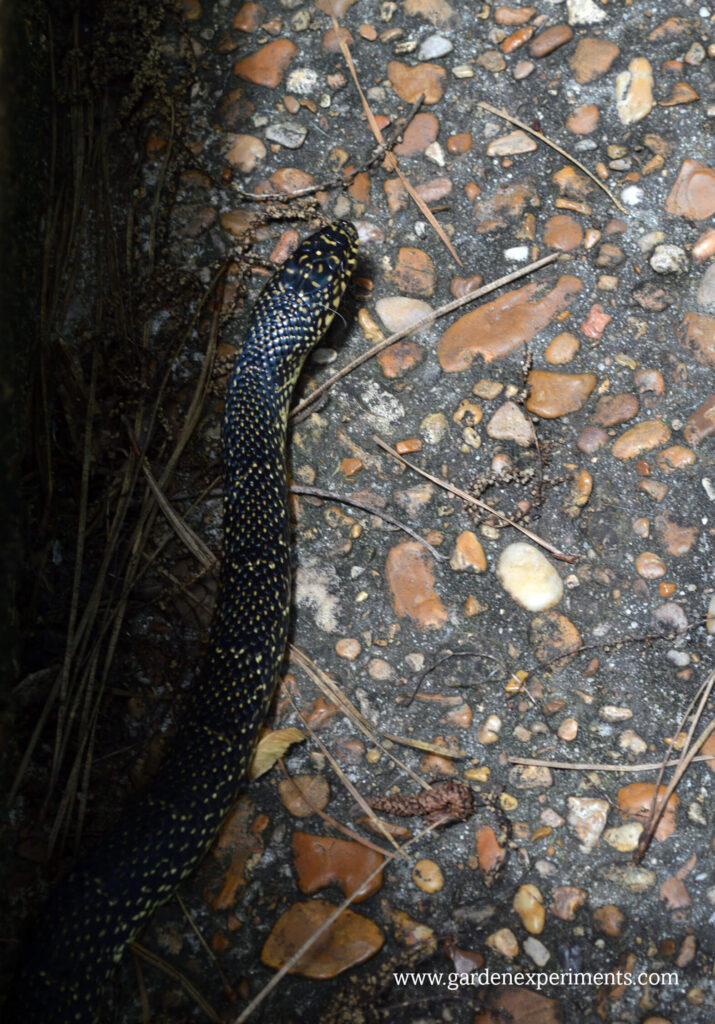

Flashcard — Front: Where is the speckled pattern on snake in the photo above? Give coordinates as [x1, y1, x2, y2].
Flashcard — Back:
[9, 220, 359, 1023]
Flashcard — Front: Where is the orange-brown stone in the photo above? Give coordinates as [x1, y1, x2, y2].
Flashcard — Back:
[566, 103, 600, 134]
[292, 833, 384, 902]
[544, 214, 583, 251]
[233, 39, 299, 88]
[568, 37, 619, 84]
[437, 276, 582, 371]
[678, 313, 715, 368]
[665, 160, 715, 220]
[611, 420, 671, 459]
[530, 611, 582, 664]
[261, 900, 384, 978]
[233, 2, 264, 31]
[385, 247, 436, 297]
[386, 541, 448, 629]
[387, 61, 447, 105]
[393, 113, 440, 156]
[616, 783, 679, 841]
[525, 370, 597, 418]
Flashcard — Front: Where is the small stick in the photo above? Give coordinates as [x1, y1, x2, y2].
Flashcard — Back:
[290, 483, 446, 561]
[509, 755, 714, 772]
[477, 101, 628, 215]
[373, 435, 577, 564]
[290, 252, 560, 421]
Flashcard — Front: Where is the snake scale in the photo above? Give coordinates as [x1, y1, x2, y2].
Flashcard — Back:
[10, 221, 359, 1023]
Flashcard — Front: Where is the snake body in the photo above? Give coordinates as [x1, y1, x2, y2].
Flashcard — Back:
[10, 221, 359, 1023]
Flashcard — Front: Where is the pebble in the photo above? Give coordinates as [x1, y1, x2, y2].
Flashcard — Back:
[545, 332, 579, 364]
[475, 824, 507, 880]
[696, 264, 715, 311]
[265, 121, 308, 148]
[679, 313, 715, 368]
[611, 420, 671, 459]
[225, 133, 266, 171]
[486, 130, 538, 157]
[233, 3, 264, 33]
[551, 886, 587, 922]
[567, 797, 609, 850]
[655, 512, 698, 555]
[635, 552, 666, 579]
[478, 714, 502, 745]
[285, 67, 319, 95]
[604, 821, 643, 852]
[418, 34, 453, 60]
[693, 226, 715, 263]
[569, 37, 619, 84]
[450, 531, 487, 573]
[577, 426, 607, 453]
[593, 905, 625, 937]
[661, 81, 699, 107]
[525, 370, 597, 418]
[707, 595, 715, 636]
[412, 859, 444, 893]
[421, 411, 448, 444]
[530, 611, 582, 663]
[387, 60, 446, 104]
[600, 705, 633, 722]
[278, 775, 330, 817]
[261, 900, 383, 977]
[650, 244, 688, 274]
[544, 214, 583, 251]
[375, 296, 434, 333]
[601, 864, 656, 893]
[486, 928, 519, 959]
[653, 601, 688, 634]
[617, 783, 679, 841]
[438, 276, 582, 370]
[615, 58, 654, 124]
[393, 113, 439, 157]
[513, 884, 545, 934]
[566, 103, 599, 134]
[486, 401, 533, 446]
[524, 936, 551, 966]
[385, 541, 447, 630]
[386, 247, 436, 296]
[592, 393, 639, 427]
[336, 638, 361, 660]
[665, 160, 715, 220]
[529, 24, 573, 58]
[292, 832, 383, 901]
[233, 39, 299, 87]
[566, 0, 607, 24]
[497, 543, 563, 611]
[685, 395, 715, 447]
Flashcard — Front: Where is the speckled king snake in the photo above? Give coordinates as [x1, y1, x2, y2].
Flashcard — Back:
[10, 221, 359, 1023]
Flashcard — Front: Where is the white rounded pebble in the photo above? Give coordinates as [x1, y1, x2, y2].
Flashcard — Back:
[650, 244, 688, 274]
[504, 245, 530, 262]
[418, 34, 453, 61]
[566, 0, 607, 24]
[496, 543, 564, 611]
[621, 185, 643, 205]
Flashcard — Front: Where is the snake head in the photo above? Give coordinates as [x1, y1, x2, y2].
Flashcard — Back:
[280, 220, 359, 315]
